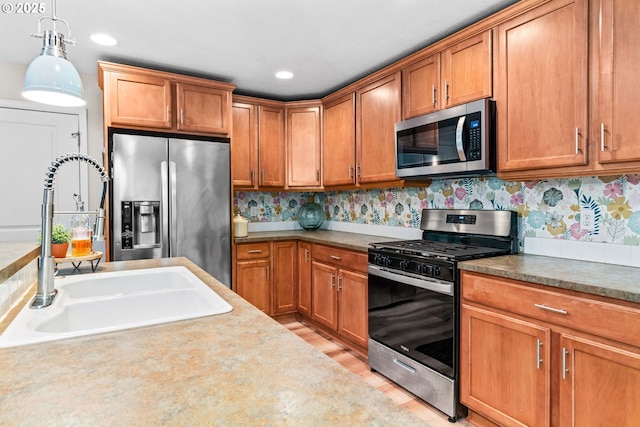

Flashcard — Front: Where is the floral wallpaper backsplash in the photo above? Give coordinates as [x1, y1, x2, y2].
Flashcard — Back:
[234, 174, 640, 247]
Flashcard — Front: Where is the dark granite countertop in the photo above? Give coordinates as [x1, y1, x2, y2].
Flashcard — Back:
[234, 230, 402, 252]
[459, 254, 640, 304]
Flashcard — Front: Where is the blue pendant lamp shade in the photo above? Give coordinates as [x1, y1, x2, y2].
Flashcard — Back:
[22, 14, 85, 107]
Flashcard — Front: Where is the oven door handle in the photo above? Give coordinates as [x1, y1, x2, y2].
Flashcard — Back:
[368, 265, 454, 296]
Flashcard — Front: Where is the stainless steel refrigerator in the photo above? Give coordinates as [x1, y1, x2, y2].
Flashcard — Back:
[110, 133, 231, 287]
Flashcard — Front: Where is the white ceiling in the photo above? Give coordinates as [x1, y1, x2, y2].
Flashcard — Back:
[1, 0, 519, 100]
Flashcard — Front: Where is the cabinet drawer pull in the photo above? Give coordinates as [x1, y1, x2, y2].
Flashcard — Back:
[534, 304, 568, 315]
[444, 80, 449, 101]
[600, 123, 606, 151]
[393, 358, 416, 374]
[250, 170, 254, 186]
[575, 127, 581, 154]
[330, 273, 335, 289]
[330, 255, 342, 260]
[431, 84, 436, 105]
[562, 347, 569, 379]
[536, 339, 543, 369]
[180, 108, 184, 124]
[337, 275, 342, 291]
[247, 249, 263, 254]
[304, 248, 309, 262]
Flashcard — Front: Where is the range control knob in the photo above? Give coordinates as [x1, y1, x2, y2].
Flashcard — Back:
[433, 266, 441, 277]
[419, 264, 432, 276]
[384, 256, 393, 267]
[399, 260, 410, 270]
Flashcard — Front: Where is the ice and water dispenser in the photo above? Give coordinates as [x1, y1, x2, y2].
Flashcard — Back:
[121, 201, 160, 249]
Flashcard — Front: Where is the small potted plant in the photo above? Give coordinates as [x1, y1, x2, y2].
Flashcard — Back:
[37, 224, 72, 258]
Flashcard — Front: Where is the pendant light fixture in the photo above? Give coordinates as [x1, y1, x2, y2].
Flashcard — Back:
[22, 0, 85, 107]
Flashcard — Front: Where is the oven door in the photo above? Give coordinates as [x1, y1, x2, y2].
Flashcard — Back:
[368, 265, 456, 379]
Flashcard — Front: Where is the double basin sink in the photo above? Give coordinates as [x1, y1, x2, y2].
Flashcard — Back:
[0, 266, 233, 348]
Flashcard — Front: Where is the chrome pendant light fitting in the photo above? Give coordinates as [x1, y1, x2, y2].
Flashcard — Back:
[22, 0, 85, 107]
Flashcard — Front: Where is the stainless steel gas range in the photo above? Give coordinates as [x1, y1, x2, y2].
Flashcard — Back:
[367, 209, 518, 422]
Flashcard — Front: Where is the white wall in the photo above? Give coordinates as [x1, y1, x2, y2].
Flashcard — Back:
[0, 61, 105, 211]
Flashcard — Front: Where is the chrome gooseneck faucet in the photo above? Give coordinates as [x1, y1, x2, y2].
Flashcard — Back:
[31, 153, 109, 309]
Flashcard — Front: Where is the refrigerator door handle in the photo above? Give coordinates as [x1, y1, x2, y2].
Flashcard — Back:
[170, 161, 178, 257]
[161, 161, 170, 258]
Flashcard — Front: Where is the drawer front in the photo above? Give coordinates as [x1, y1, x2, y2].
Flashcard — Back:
[312, 244, 367, 274]
[236, 242, 271, 260]
[461, 271, 640, 348]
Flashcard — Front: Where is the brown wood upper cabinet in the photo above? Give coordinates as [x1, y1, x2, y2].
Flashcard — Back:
[98, 61, 234, 137]
[322, 93, 357, 186]
[356, 72, 402, 184]
[496, 0, 588, 176]
[232, 96, 321, 190]
[596, 0, 640, 166]
[286, 102, 322, 188]
[231, 96, 285, 189]
[176, 83, 230, 135]
[402, 31, 492, 119]
[496, 0, 640, 179]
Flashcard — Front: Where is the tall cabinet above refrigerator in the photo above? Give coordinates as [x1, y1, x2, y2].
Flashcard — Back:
[110, 132, 231, 287]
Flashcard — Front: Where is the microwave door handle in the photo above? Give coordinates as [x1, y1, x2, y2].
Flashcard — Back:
[455, 116, 467, 162]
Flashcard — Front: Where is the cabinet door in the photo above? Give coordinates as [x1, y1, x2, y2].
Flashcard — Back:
[337, 268, 368, 348]
[322, 93, 357, 186]
[272, 241, 298, 315]
[402, 54, 440, 119]
[176, 83, 230, 135]
[287, 106, 321, 187]
[311, 261, 338, 330]
[107, 72, 172, 129]
[232, 102, 258, 188]
[460, 304, 551, 427]
[258, 105, 285, 187]
[356, 72, 401, 184]
[297, 242, 312, 316]
[597, 0, 640, 164]
[559, 334, 640, 427]
[441, 31, 492, 108]
[236, 259, 271, 314]
[496, 0, 588, 173]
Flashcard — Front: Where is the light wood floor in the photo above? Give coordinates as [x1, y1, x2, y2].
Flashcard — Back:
[280, 319, 474, 427]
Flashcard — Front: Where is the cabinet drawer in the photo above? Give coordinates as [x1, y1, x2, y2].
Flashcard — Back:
[461, 272, 640, 348]
[312, 244, 367, 274]
[236, 242, 271, 260]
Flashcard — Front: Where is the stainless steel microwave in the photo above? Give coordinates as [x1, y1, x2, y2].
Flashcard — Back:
[395, 99, 496, 179]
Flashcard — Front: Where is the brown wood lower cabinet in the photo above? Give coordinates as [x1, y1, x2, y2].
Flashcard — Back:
[235, 241, 297, 316]
[297, 241, 312, 316]
[310, 244, 368, 349]
[460, 271, 640, 427]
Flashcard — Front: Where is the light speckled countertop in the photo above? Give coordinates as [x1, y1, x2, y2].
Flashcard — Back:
[459, 254, 640, 304]
[0, 241, 40, 283]
[0, 257, 427, 426]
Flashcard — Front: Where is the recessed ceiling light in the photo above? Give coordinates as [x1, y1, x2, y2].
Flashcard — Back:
[275, 70, 294, 79]
[90, 33, 118, 46]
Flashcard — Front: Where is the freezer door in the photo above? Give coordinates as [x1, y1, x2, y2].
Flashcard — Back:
[169, 138, 231, 286]
[111, 134, 168, 261]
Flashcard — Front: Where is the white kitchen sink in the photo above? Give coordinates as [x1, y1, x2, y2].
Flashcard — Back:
[0, 266, 232, 347]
